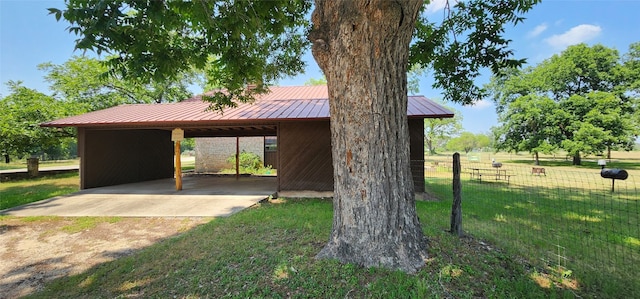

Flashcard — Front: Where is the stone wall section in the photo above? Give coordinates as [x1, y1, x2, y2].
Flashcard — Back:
[195, 137, 264, 172]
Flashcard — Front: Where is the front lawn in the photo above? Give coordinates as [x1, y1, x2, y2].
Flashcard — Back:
[28, 198, 574, 298]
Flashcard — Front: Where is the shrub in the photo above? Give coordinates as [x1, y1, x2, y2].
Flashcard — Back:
[226, 151, 263, 174]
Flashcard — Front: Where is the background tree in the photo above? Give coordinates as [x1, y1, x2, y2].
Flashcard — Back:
[52, 0, 538, 273]
[492, 94, 560, 165]
[475, 133, 492, 150]
[407, 66, 462, 155]
[39, 56, 199, 112]
[407, 64, 427, 95]
[0, 81, 77, 161]
[424, 100, 462, 154]
[559, 92, 637, 160]
[408, 67, 461, 155]
[489, 43, 639, 165]
[304, 77, 327, 86]
[180, 138, 195, 154]
[446, 132, 490, 154]
[622, 42, 640, 134]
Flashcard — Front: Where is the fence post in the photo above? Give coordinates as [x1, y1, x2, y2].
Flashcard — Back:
[451, 152, 463, 236]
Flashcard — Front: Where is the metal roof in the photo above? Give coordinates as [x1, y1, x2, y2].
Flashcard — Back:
[42, 85, 453, 128]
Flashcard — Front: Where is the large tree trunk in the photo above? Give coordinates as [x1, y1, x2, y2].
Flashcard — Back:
[309, 0, 428, 273]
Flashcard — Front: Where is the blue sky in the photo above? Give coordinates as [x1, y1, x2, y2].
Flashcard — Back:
[2, 0, 640, 134]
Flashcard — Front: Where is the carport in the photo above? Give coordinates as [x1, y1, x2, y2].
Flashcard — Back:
[41, 85, 454, 195]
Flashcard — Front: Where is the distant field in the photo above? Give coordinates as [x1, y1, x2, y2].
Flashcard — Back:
[427, 150, 640, 178]
[435, 149, 640, 164]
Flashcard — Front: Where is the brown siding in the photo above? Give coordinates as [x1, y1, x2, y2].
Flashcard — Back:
[78, 128, 87, 189]
[278, 121, 333, 191]
[264, 151, 278, 169]
[81, 129, 173, 189]
[409, 118, 425, 192]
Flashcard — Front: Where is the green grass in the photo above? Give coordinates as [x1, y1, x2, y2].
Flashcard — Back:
[180, 155, 196, 172]
[0, 172, 79, 210]
[426, 176, 639, 298]
[4, 157, 637, 297]
[0, 159, 79, 171]
[27, 199, 572, 298]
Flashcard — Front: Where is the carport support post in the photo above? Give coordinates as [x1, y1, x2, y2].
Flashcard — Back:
[172, 128, 184, 191]
[236, 137, 240, 180]
[175, 141, 182, 191]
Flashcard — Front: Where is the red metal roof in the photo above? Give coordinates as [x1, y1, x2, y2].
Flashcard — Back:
[42, 85, 453, 128]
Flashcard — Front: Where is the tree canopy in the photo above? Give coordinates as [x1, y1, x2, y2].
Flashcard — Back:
[1, 55, 199, 161]
[39, 56, 198, 112]
[303, 77, 327, 86]
[51, 0, 539, 273]
[0, 81, 78, 160]
[50, 0, 538, 108]
[489, 43, 640, 164]
[447, 132, 491, 154]
[50, 0, 311, 109]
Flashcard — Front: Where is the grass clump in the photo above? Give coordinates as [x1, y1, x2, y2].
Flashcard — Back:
[28, 199, 574, 298]
[61, 217, 122, 234]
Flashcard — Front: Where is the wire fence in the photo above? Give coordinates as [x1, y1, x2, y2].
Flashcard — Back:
[422, 155, 639, 294]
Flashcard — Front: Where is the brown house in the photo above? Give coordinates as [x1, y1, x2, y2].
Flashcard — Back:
[42, 85, 453, 193]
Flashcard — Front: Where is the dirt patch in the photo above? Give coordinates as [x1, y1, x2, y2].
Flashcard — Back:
[0, 217, 210, 298]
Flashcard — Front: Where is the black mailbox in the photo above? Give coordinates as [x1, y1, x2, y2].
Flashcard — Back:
[600, 169, 629, 180]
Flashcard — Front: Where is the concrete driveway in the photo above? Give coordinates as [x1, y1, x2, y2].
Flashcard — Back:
[1, 175, 277, 217]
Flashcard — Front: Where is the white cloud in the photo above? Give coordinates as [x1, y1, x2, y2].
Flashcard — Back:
[471, 99, 492, 110]
[527, 23, 548, 38]
[544, 24, 602, 49]
[425, 0, 452, 14]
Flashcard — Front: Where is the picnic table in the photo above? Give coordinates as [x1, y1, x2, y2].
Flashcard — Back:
[468, 168, 513, 184]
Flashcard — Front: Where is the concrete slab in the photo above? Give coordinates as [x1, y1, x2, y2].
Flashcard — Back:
[1, 175, 277, 217]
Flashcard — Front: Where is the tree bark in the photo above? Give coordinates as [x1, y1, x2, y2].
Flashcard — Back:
[572, 153, 581, 165]
[309, 0, 428, 273]
[426, 135, 435, 155]
[534, 152, 539, 165]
